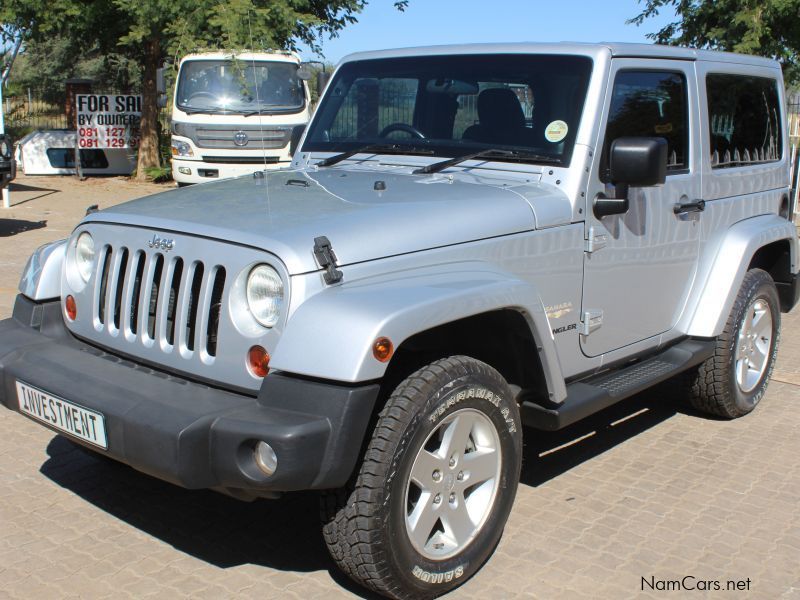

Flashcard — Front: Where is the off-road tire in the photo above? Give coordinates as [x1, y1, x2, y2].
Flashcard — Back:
[681, 268, 780, 418]
[321, 356, 522, 599]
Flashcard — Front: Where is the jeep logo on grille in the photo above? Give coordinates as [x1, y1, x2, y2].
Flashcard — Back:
[147, 234, 175, 252]
[233, 130, 249, 146]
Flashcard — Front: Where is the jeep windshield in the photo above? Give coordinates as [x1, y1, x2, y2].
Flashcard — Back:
[176, 59, 305, 115]
[304, 54, 593, 167]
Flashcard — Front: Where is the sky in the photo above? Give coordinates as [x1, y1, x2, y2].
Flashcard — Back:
[298, 0, 679, 63]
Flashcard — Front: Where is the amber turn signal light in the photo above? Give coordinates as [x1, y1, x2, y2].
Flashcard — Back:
[373, 337, 394, 362]
[65, 295, 77, 321]
[247, 345, 270, 377]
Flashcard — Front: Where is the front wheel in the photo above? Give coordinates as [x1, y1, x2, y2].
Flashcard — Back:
[322, 356, 522, 599]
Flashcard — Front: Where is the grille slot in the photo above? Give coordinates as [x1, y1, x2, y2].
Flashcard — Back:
[166, 258, 184, 345]
[97, 246, 112, 324]
[112, 249, 129, 330]
[186, 263, 205, 352]
[129, 251, 145, 334]
[146, 254, 164, 340]
[206, 268, 226, 357]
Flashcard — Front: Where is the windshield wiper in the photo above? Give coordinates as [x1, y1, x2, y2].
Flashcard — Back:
[316, 144, 434, 168]
[240, 106, 299, 116]
[180, 107, 228, 115]
[413, 148, 561, 175]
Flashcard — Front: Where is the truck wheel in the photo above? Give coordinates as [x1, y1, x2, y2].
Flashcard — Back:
[684, 268, 780, 418]
[322, 356, 522, 599]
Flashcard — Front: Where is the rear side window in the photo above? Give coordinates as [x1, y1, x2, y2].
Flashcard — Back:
[706, 74, 782, 168]
[602, 70, 689, 181]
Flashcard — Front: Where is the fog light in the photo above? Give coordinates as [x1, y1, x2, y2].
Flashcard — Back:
[247, 345, 270, 377]
[178, 167, 191, 175]
[373, 336, 394, 362]
[254, 441, 277, 476]
[65, 295, 77, 321]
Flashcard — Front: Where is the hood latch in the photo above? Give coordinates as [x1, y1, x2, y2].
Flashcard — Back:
[313, 236, 343, 285]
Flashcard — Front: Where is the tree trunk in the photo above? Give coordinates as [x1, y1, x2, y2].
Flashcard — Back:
[136, 36, 161, 181]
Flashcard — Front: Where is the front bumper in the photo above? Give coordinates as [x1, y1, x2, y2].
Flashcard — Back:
[171, 157, 289, 184]
[0, 296, 378, 496]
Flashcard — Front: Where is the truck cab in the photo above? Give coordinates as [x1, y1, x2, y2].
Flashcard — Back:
[170, 51, 310, 185]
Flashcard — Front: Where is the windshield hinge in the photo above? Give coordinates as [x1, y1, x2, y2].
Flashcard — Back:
[584, 226, 608, 253]
[313, 236, 343, 285]
[580, 309, 604, 336]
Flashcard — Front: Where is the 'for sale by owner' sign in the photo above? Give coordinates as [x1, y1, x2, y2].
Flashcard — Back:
[77, 94, 142, 149]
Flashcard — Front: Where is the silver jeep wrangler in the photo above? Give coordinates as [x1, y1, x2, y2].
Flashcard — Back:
[2, 43, 797, 598]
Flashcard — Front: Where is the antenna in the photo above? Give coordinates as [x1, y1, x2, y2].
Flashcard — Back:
[246, 12, 272, 223]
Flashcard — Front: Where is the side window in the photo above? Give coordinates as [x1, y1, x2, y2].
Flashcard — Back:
[602, 70, 688, 180]
[329, 78, 418, 141]
[706, 74, 782, 168]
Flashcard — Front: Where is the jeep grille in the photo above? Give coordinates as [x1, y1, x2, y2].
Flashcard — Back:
[64, 224, 286, 392]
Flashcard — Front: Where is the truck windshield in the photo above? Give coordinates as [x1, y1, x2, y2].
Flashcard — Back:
[303, 54, 593, 166]
[176, 59, 305, 114]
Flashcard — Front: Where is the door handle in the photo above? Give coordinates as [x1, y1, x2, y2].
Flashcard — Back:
[673, 199, 705, 214]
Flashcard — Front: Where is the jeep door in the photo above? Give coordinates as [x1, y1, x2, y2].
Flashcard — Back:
[581, 59, 702, 357]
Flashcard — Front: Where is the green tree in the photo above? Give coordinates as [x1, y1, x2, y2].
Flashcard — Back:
[630, 0, 800, 83]
[1, 0, 408, 180]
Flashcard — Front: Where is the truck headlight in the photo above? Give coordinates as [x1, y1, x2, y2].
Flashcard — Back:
[0, 138, 10, 159]
[246, 265, 284, 328]
[171, 139, 194, 157]
[74, 232, 95, 283]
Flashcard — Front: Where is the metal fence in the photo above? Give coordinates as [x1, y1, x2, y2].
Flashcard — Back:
[787, 95, 800, 216]
[3, 89, 69, 133]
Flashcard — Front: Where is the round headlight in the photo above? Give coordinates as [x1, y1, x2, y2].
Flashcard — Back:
[75, 232, 95, 283]
[0, 140, 9, 158]
[246, 265, 284, 328]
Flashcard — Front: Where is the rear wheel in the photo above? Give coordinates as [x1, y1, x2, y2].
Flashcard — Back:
[682, 268, 780, 418]
[322, 356, 522, 599]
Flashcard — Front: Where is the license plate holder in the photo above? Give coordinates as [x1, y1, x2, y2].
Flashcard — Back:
[15, 380, 108, 450]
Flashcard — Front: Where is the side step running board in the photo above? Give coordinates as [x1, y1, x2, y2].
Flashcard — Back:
[521, 339, 716, 431]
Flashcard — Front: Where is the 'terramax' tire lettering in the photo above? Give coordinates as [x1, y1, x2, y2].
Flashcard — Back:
[412, 565, 465, 583]
[429, 386, 502, 424]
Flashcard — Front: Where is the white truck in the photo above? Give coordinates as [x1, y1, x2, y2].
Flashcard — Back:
[169, 51, 311, 185]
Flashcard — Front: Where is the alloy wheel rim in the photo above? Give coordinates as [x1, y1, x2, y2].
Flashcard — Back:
[404, 407, 502, 560]
[734, 298, 773, 394]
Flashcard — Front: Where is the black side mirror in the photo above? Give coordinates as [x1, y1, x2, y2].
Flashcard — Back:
[289, 124, 306, 156]
[609, 137, 667, 187]
[156, 66, 168, 108]
[594, 137, 668, 219]
[316, 71, 331, 96]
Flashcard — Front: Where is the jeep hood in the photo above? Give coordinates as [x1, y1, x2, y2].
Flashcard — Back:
[87, 167, 570, 275]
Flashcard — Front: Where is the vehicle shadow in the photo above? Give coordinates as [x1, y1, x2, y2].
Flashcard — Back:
[39, 436, 382, 598]
[0, 218, 47, 237]
[520, 389, 702, 487]
[37, 389, 700, 598]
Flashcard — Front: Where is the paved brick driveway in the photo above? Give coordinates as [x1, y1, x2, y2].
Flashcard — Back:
[0, 176, 798, 599]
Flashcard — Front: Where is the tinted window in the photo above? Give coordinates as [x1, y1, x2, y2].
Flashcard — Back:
[305, 54, 593, 167]
[47, 149, 109, 169]
[603, 70, 688, 179]
[706, 74, 782, 168]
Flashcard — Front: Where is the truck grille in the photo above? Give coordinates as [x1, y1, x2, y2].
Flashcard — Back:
[94, 247, 226, 359]
[187, 124, 291, 150]
[64, 224, 286, 392]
